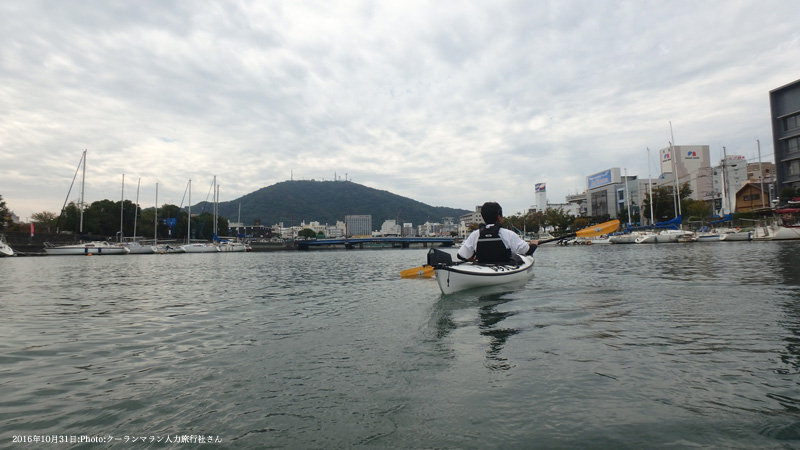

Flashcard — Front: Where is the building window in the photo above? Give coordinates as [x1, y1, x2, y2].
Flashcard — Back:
[591, 191, 608, 217]
[786, 136, 800, 153]
[743, 194, 761, 201]
[785, 114, 800, 132]
[789, 160, 800, 176]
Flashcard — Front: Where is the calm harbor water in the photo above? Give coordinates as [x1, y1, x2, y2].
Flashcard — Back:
[2, 242, 800, 449]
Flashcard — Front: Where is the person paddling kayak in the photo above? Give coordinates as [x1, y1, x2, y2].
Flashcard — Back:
[457, 201, 539, 264]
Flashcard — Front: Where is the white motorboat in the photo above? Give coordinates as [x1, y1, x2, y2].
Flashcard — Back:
[719, 230, 752, 241]
[123, 241, 158, 254]
[44, 241, 129, 256]
[0, 234, 14, 257]
[695, 233, 720, 242]
[608, 233, 640, 244]
[427, 248, 534, 295]
[181, 243, 220, 253]
[216, 241, 247, 252]
[635, 230, 693, 244]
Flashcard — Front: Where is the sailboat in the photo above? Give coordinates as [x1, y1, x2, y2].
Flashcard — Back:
[180, 179, 218, 253]
[121, 176, 157, 254]
[213, 178, 247, 252]
[44, 150, 129, 256]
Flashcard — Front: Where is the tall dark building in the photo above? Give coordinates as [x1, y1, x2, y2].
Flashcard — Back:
[769, 78, 800, 204]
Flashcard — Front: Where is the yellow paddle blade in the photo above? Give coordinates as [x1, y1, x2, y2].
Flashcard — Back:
[575, 220, 620, 238]
[400, 265, 435, 278]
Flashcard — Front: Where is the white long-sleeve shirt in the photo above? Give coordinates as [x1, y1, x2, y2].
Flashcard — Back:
[457, 226, 532, 261]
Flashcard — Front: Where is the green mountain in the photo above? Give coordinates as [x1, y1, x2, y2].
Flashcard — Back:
[196, 180, 470, 228]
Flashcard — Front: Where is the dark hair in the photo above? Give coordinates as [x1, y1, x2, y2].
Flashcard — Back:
[480, 202, 502, 224]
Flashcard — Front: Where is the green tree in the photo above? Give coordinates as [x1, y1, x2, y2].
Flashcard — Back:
[543, 207, 574, 233]
[55, 201, 82, 233]
[572, 217, 589, 230]
[684, 199, 713, 223]
[31, 211, 59, 233]
[642, 182, 693, 222]
[0, 194, 9, 232]
[298, 228, 317, 239]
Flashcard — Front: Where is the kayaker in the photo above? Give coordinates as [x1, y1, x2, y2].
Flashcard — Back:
[457, 201, 538, 264]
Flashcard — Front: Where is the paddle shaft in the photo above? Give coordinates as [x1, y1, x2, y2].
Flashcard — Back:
[537, 232, 577, 245]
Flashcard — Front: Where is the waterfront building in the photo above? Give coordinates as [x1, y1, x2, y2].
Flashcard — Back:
[418, 219, 458, 237]
[585, 168, 641, 222]
[658, 145, 712, 204]
[459, 206, 483, 239]
[344, 215, 372, 237]
[564, 193, 587, 216]
[228, 224, 273, 239]
[534, 182, 547, 211]
[709, 154, 747, 215]
[379, 220, 401, 236]
[735, 182, 771, 213]
[769, 78, 800, 203]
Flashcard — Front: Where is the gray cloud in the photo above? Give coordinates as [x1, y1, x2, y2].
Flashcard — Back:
[2, 0, 798, 220]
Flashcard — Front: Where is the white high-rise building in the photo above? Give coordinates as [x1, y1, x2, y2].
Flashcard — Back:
[534, 183, 547, 211]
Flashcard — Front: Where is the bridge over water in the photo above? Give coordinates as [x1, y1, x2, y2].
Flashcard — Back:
[295, 236, 455, 250]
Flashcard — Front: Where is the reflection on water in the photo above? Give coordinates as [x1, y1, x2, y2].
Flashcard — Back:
[428, 288, 524, 371]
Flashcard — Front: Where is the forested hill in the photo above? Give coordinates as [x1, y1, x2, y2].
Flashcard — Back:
[197, 180, 471, 228]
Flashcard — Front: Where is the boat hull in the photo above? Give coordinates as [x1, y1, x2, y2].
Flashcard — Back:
[181, 243, 220, 253]
[217, 242, 247, 252]
[44, 241, 129, 255]
[123, 242, 158, 254]
[719, 231, 751, 241]
[434, 255, 535, 295]
[752, 225, 800, 241]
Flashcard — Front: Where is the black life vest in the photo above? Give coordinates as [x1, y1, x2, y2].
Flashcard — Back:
[476, 223, 512, 263]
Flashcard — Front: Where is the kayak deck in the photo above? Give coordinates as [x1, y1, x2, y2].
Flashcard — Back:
[432, 255, 535, 294]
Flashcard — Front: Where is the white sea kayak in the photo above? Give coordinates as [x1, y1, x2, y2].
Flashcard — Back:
[432, 255, 535, 295]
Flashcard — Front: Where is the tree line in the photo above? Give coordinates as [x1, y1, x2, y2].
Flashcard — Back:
[25, 199, 229, 241]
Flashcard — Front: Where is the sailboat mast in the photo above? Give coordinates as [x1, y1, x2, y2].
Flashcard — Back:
[722, 146, 733, 214]
[669, 122, 682, 220]
[132, 178, 141, 240]
[648, 147, 655, 225]
[120, 174, 125, 242]
[187, 180, 191, 244]
[757, 139, 765, 209]
[79, 150, 86, 233]
[624, 168, 632, 227]
[154, 182, 158, 247]
[213, 175, 218, 239]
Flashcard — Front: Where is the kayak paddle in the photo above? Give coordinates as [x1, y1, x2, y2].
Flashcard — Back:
[538, 219, 620, 244]
[400, 219, 620, 277]
[400, 265, 435, 278]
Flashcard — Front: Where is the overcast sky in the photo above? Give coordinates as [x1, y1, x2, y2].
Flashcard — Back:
[2, 0, 799, 222]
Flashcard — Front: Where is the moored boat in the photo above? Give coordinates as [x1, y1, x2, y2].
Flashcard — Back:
[44, 241, 129, 256]
[0, 234, 14, 257]
[123, 241, 158, 254]
[216, 240, 248, 252]
[719, 228, 752, 241]
[427, 248, 534, 295]
[752, 208, 800, 241]
[608, 233, 642, 244]
[181, 242, 220, 253]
